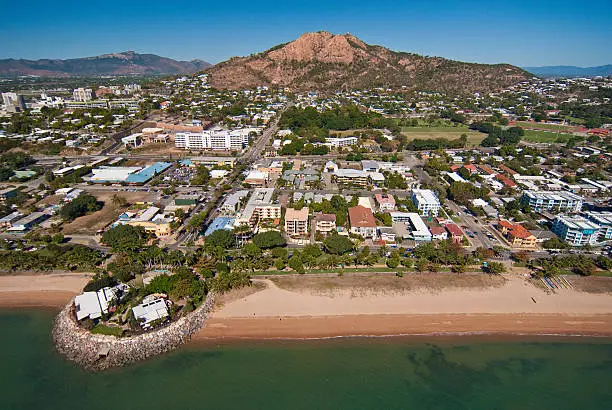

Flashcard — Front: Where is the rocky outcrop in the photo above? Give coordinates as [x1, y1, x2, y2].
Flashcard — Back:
[52, 294, 215, 371]
[207, 31, 530, 94]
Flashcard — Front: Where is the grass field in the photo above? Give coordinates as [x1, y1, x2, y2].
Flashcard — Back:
[62, 191, 157, 235]
[514, 121, 580, 132]
[522, 129, 574, 143]
[400, 126, 487, 145]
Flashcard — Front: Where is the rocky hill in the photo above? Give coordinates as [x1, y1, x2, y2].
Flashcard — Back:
[207, 31, 530, 93]
[0, 51, 211, 77]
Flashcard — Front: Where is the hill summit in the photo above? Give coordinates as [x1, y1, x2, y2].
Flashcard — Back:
[207, 31, 530, 93]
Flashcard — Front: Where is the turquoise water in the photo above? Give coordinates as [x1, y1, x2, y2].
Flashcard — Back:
[2, 310, 612, 410]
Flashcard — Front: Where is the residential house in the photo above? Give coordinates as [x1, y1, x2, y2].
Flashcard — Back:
[348, 206, 377, 239]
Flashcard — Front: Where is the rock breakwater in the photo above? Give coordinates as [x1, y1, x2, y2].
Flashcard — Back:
[52, 294, 215, 371]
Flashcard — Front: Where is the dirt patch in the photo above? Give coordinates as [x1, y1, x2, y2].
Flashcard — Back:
[571, 276, 612, 294]
[62, 190, 157, 235]
[215, 282, 266, 308]
[269, 273, 507, 297]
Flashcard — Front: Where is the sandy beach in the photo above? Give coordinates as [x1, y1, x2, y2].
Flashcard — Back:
[196, 275, 612, 340]
[1, 272, 612, 339]
[0, 273, 90, 308]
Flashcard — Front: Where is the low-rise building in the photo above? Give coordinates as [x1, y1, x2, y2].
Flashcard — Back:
[132, 295, 169, 329]
[429, 226, 448, 241]
[348, 205, 377, 239]
[333, 169, 369, 188]
[445, 223, 464, 244]
[375, 193, 396, 211]
[497, 220, 537, 248]
[583, 211, 612, 241]
[237, 188, 281, 227]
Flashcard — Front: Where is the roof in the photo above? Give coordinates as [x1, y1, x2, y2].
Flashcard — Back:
[204, 216, 235, 236]
[429, 226, 446, 235]
[316, 213, 336, 222]
[509, 224, 535, 239]
[348, 206, 376, 228]
[334, 168, 368, 178]
[375, 193, 395, 205]
[445, 223, 463, 237]
[132, 298, 169, 325]
[411, 189, 440, 206]
[498, 219, 515, 230]
[285, 207, 309, 222]
[125, 162, 171, 184]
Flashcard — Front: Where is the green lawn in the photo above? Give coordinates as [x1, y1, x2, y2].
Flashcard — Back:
[91, 324, 124, 337]
[522, 130, 574, 143]
[251, 266, 479, 276]
[400, 126, 486, 146]
[514, 121, 578, 132]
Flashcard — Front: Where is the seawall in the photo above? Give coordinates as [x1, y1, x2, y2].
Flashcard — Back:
[52, 293, 215, 371]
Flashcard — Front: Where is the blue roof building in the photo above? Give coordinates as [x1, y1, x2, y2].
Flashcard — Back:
[204, 216, 235, 236]
[125, 162, 172, 184]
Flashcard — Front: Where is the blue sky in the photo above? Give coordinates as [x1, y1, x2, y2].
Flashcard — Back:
[2, 0, 611, 66]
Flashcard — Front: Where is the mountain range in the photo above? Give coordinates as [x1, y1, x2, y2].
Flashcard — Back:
[0, 51, 211, 77]
[522, 65, 612, 78]
[205, 32, 531, 93]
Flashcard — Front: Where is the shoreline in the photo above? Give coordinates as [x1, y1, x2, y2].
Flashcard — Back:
[194, 313, 612, 343]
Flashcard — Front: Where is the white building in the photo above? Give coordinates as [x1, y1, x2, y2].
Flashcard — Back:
[175, 129, 251, 151]
[521, 190, 583, 213]
[132, 296, 169, 328]
[411, 189, 441, 217]
[324, 136, 358, 147]
[72, 88, 93, 102]
[552, 215, 600, 247]
[237, 188, 281, 227]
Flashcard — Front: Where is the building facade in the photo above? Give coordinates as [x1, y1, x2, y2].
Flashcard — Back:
[521, 190, 583, 213]
[552, 215, 600, 247]
[411, 189, 441, 217]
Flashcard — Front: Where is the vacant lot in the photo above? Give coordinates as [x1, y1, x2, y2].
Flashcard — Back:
[62, 190, 157, 235]
[522, 130, 574, 143]
[269, 273, 506, 296]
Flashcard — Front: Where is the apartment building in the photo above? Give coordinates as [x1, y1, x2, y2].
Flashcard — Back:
[2, 92, 26, 112]
[390, 212, 431, 242]
[236, 188, 281, 227]
[315, 213, 336, 235]
[175, 130, 250, 151]
[72, 88, 93, 102]
[583, 211, 612, 241]
[551, 215, 600, 247]
[521, 190, 583, 213]
[324, 136, 358, 147]
[284, 207, 309, 237]
[333, 169, 369, 188]
[497, 220, 536, 248]
[411, 189, 441, 217]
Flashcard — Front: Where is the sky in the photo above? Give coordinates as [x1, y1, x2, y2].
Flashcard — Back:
[1, 0, 611, 67]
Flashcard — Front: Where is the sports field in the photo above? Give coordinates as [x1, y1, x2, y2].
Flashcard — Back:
[522, 130, 574, 143]
[400, 126, 487, 145]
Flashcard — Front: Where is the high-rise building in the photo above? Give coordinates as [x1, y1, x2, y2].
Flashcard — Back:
[2, 92, 26, 112]
[72, 88, 94, 102]
[175, 130, 251, 151]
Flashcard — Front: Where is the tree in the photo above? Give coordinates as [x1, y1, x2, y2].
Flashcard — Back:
[323, 234, 354, 255]
[205, 229, 235, 249]
[252, 231, 285, 249]
[288, 255, 305, 274]
[59, 194, 102, 221]
[485, 261, 506, 274]
[242, 243, 262, 259]
[111, 194, 128, 207]
[386, 257, 399, 269]
[274, 258, 286, 270]
[101, 225, 147, 252]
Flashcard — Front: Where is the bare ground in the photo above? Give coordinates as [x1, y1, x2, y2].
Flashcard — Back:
[61, 191, 156, 235]
[571, 276, 612, 294]
[269, 273, 507, 297]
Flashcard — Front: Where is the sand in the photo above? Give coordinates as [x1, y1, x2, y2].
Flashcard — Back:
[0, 273, 90, 308]
[2, 272, 612, 339]
[195, 275, 612, 340]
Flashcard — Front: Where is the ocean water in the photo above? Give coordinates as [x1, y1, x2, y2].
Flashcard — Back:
[2, 310, 612, 410]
